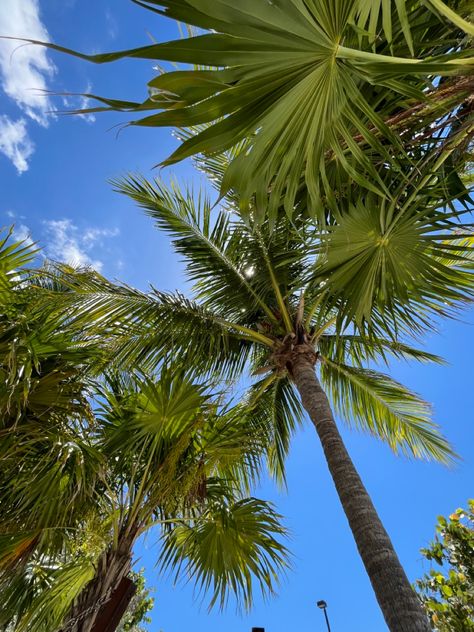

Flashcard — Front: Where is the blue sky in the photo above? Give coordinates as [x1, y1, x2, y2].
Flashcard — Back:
[0, 2, 473, 631]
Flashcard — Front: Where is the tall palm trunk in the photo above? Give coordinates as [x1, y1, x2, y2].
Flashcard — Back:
[290, 349, 430, 632]
[60, 534, 134, 632]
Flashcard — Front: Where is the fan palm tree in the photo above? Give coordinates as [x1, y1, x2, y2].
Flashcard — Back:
[56, 371, 288, 632]
[12, 0, 473, 223]
[44, 175, 472, 632]
[2, 371, 288, 632]
[0, 230, 289, 632]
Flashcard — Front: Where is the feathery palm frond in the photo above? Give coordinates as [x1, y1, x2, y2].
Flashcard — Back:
[244, 375, 304, 487]
[319, 358, 455, 463]
[39, 266, 268, 377]
[318, 334, 446, 367]
[113, 176, 279, 323]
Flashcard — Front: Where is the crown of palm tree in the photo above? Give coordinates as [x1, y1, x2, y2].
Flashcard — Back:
[40, 174, 473, 485]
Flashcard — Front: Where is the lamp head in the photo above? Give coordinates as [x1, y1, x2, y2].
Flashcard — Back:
[317, 600, 328, 609]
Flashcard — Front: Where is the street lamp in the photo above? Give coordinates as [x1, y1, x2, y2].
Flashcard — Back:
[317, 600, 332, 632]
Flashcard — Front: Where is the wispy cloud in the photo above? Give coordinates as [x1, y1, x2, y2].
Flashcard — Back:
[62, 82, 96, 124]
[105, 9, 118, 40]
[13, 222, 34, 246]
[43, 219, 119, 271]
[0, 115, 34, 173]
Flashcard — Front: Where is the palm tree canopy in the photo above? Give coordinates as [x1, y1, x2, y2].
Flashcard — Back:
[0, 230, 290, 630]
[38, 176, 474, 479]
[12, 0, 473, 222]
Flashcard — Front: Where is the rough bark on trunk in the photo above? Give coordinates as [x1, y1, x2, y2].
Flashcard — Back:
[60, 536, 133, 632]
[290, 349, 430, 632]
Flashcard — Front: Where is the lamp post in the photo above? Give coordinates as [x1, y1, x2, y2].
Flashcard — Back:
[317, 600, 331, 632]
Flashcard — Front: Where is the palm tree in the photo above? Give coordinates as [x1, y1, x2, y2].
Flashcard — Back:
[0, 230, 106, 630]
[0, 230, 289, 632]
[14, 0, 473, 223]
[45, 174, 472, 632]
[57, 371, 288, 632]
[3, 2, 471, 627]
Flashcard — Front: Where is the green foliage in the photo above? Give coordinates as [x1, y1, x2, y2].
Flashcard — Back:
[14, 0, 473, 223]
[416, 500, 474, 631]
[159, 498, 288, 611]
[319, 359, 454, 463]
[0, 229, 290, 629]
[1, 3, 471, 628]
[117, 570, 154, 632]
[314, 198, 474, 325]
[40, 180, 466, 466]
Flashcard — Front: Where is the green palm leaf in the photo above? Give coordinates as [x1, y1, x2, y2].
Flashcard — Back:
[319, 357, 455, 463]
[245, 375, 304, 487]
[159, 497, 289, 611]
[12, 0, 472, 222]
[114, 176, 277, 323]
[42, 267, 268, 376]
[0, 228, 37, 298]
[318, 333, 446, 367]
[313, 199, 473, 325]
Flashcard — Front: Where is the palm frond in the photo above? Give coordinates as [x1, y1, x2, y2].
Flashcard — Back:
[13, 558, 96, 632]
[39, 267, 268, 377]
[244, 375, 304, 487]
[114, 175, 278, 323]
[312, 198, 474, 327]
[158, 497, 289, 612]
[14, 0, 472, 221]
[318, 334, 446, 367]
[0, 227, 38, 298]
[320, 357, 455, 463]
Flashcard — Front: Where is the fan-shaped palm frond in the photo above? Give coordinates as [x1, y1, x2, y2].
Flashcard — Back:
[313, 199, 474, 325]
[12, 0, 472, 222]
[159, 497, 289, 612]
[0, 228, 37, 297]
[10, 559, 96, 632]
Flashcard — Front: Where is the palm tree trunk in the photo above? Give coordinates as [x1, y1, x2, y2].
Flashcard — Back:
[60, 536, 134, 632]
[290, 349, 430, 632]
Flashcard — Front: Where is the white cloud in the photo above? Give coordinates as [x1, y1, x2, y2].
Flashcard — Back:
[75, 83, 96, 124]
[0, 1, 96, 173]
[0, 115, 34, 173]
[82, 226, 120, 246]
[13, 222, 34, 246]
[105, 9, 118, 40]
[0, 0, 56, 126]
[61, 91, 96, 124]
[43, 219, 119, 272]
